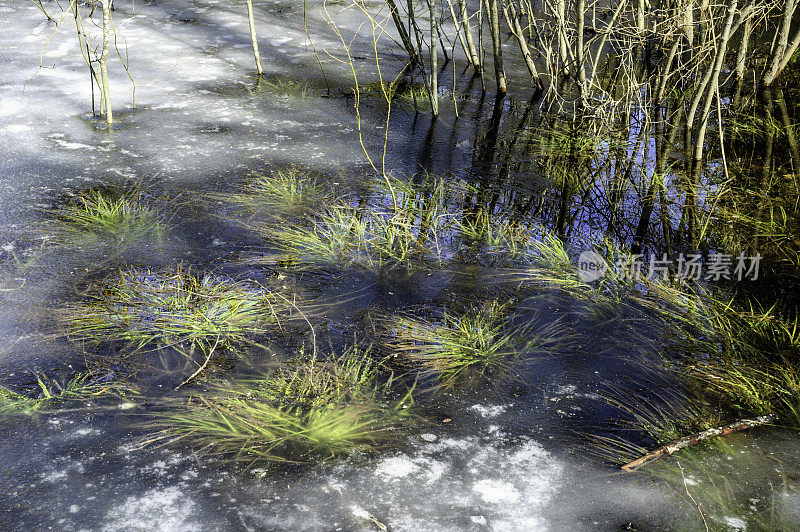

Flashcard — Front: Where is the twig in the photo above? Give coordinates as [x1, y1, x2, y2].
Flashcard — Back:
[273, 292, 317, 360]
[677, 461, 709, 532]
[368, 514, 388, 531]
[174, 336, 221, 390]
[621, 414, 775, 471]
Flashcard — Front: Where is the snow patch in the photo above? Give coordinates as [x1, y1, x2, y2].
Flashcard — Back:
[102, 487, 201, 532]
[374, 455, 420, 480]
[723, 516, 747, 530]
[472, 479, 521, 504]
[469, 403, 508, 418]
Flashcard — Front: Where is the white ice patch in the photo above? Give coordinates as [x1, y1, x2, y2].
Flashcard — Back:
[473, 479, 521, 504]
[469, 403, 508, 418]
[374, 455, 421, 480]
[70, 427, 99, 437]
[723, 516, 747, 530]
[102, 486, 201, 532]
[311, 436, 562, 531]
[2, 124, 30, 133]
[46, 134, 96, 151]
[554, 384, 577, 395]
[349, 505, 371, 519]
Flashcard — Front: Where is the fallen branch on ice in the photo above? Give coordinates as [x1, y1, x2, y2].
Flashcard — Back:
[621, 413, 776, 472]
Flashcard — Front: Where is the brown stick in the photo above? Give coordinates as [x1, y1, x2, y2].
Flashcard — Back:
[621, 414, 776, 472]
[174, 336, 221, 390]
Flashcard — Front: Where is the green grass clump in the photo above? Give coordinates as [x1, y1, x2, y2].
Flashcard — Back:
[384, 300, 566, 386]
[361, 80, 430, 108]
[257, 75, 312, 99]
[54, 190, 166, 246]
[588, 388, 720, 465]
[262, 205, 446, 271]
[0, 372, 137, 414]
[692, 356, 800, 424]
[64, 266, 286, 352]
[455, 212, 541, 267]
[637, 286, 800, 425]
[215, 169, 331, 219]
[157, 348, 414, 464]
[513, 234, 593, 290]
[245, 174, 459, 271]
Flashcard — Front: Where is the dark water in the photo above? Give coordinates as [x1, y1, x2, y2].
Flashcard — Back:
[0, 0, 798, 530]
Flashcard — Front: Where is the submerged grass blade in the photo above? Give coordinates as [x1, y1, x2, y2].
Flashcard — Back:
[63, 265, 287, 352]
[153, 347, 414, 465]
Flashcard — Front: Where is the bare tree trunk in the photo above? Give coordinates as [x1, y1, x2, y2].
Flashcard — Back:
[386, 0, 423, 70]
[100, 0, 113, 125]
[589, 0, 626, 79]
[504, 0, 542, 90]
[427, 0, 440, 115]
[762, 0, 798, 87]
[486, 0, 507, 92]
[576, 0, 587, 108]
[478, 0, 486, 90]
[458, 0, 482, 71]
[772, 28, 800, 83]
[680, 0, 695, 45]
[683, 0, 739, 245]
[692, 0, 739, 164]
[636, 0, 645, 36]
[73, 1, 102, 116]
[246, 0, 264, 75]
[732, 16, 751, 108]
[446, 0, 472, 65]
[632, 44, 682, 252]
[556, 0, 570, 74]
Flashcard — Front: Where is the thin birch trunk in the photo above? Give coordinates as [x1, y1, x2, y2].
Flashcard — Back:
[772, 28, 800, 83]
[681, 0, 694, 45]
[762, 0, 797, 87]
[504, 0, 542, 90]
[478, 0, 486, 90]
[446, 0, 472, 64]
[486, 0, 507, 93]
[427, 0, 440, 115]
[246, 0, 264, 75]
[100, 0, 113, 125]
[386, 0, 423, 69]
[556, 0, 569, 74]
[692, 0, 739, 164]
[732, 16, 751, 108]
[589, 0, 626, 80]
[73, 1, 102, 116]
[458, 0, 481, 71]
[576, 0, 587, 108]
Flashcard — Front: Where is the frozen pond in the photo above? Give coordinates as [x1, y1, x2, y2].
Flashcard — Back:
[1, 0, 799, 530]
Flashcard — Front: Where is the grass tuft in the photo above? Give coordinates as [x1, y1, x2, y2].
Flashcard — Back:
[455, 212, 539, 267]
[261, 204, 447, 271]
[214, 168, 332, 220]
[0, 372, 138, 414]
[53, 190, 166, 246]
[63, 265, 286, 352]
[383, 300, 567, 387]
[155, 348, 414, 464]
